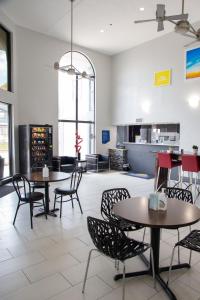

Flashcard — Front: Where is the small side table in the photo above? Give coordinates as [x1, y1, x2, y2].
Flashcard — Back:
[76, 160, 87, 172]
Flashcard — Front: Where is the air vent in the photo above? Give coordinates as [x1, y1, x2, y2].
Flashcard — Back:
[136, 118, 143, 123]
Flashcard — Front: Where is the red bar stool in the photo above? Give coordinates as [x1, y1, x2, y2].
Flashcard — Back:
[181, 154, 200, 201]
[156, 152, 182, 189]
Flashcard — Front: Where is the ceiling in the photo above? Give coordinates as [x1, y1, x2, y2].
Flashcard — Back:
[1, 0, 200, 55]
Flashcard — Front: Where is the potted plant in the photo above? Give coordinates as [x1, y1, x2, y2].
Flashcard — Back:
[192, 145, 198, 155]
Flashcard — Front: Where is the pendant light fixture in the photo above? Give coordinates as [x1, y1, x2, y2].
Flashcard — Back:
[54, 0, 93, 80]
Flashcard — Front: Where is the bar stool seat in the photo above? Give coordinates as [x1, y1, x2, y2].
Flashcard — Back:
[157, 152, 182, 189]
[181, 154, 200, 202]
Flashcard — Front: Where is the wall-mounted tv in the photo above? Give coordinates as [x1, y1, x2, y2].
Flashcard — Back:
[0, 25, 11, 91]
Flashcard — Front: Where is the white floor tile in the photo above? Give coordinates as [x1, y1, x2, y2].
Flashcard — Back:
[2, 273, 70, 300]
[0, 251, 44, 277]
[0, 248, 12, 262]
[0, 271, 29, 297]
[23, 253, 79, 282]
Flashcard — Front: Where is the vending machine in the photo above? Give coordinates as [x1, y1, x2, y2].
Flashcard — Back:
[19, 124, 53, 173]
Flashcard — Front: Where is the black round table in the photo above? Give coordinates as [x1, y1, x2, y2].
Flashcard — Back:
[113, 197, 200, 300]
[25, 171, 70, 217]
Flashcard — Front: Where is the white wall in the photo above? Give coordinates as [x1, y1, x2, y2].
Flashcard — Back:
[16, 26, 114, 156]
[112, 28, 200, 151]
[0, 10, 18, 172]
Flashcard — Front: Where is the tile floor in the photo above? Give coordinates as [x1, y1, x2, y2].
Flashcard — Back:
[0, 172, 200, 300]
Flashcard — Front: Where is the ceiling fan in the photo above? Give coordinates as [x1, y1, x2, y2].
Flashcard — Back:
[183, 28, 200, 47]
[134, 0, 188, 32]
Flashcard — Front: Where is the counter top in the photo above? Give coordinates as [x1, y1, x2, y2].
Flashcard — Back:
[124, 142, 179, 147]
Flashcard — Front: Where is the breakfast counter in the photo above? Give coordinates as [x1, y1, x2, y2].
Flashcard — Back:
[123, 142, 179, 176]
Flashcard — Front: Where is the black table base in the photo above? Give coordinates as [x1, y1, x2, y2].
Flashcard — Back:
[35, 208, 59, 218]
[34, 182, 60, 217]
[114, 260, 190, 300]
[114, 228, 191, 300]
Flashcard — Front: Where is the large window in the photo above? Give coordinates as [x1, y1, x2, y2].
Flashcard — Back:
[0, 25, 11, 91]
[0, 102, 12, 179]
[58, 51, 95, 158]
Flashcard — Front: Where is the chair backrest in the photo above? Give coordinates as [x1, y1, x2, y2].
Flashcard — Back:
[87, 216, 127, 259]
[164, 187, 193, 204]
[12, 174, 31, 200]
[157, 153, 173, 169]
[70, 168, 82, 191]
[101, 188, 130, 221]
[181, 154, 200, 172]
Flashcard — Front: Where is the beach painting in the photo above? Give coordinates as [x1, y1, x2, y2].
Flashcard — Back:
[186, 47, 200, 80]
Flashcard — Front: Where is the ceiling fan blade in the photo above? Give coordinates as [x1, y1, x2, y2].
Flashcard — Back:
[157, 21, 164, 32]
[156, 4, 165, 18]
[134, 19, 156, 24]
[166, 14, 188, 21]
[184, 40, 200, 48]
[181, 32, 196, 39]
[189, 24, 198, 35]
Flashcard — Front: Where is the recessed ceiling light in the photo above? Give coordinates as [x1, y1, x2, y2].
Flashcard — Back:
[139, 7, 145, 11]
[100, 29, 105, 33]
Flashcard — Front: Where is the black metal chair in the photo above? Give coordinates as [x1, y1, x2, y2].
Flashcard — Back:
[164, 187, 193, 204]
[53, 168, 83, 218]
[164, 187, 193, 263]
[101, 188, 145, 234]
[168, 230, 200, 285]
[82, 216, 155, 300]
[31, 182, 46, 192]
[12, 174, 47, 229]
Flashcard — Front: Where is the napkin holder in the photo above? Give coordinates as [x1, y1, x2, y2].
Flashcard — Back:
[148, 193, 159, 211]
[148, 191, 167, 211]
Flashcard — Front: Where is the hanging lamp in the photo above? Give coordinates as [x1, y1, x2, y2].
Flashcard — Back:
[54, 0, 93, 80]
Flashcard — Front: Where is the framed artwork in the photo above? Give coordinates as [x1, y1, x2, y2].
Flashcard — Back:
[185, 46, 200, 80]
[0, 25, 11, 91]
[102, 130, 110, 144]
[154, 69, 171, 87]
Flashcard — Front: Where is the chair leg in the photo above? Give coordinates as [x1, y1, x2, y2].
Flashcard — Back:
[115, 260, 119, 271]
[178, 166, 181, 186]
[13, 200, 20, 225]
[30, 203, 33, 229]
[82, 249, 95, 293]
[60, 195, 63, 218]
[189, 250, 192, 265]
[180, 170, 183, 188]
[70, 195, 74, 209]
[53, 194, 56, 211]
[167, 246, 176, 285]
[189, 172, 192, 192]
[142, 227, 146, 242]
[156, 167, 160, 191]
[150, 247, 156, 289]
[76, 193, 83, 214]
[194, 174, 197, 200]
[177, 229, 180, 264]
[122, 262, 126, 300]
[168, 169, 171, 187]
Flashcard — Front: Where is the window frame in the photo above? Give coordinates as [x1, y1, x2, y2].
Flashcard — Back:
[58, 51, 96, 156]
[0, 24, 12, 92]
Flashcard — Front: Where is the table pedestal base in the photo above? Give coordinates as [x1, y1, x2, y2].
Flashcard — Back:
[35, 208, 59, 218]
[114, 254, 190, 300]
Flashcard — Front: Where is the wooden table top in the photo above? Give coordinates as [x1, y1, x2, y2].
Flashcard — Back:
[113, 197, 200, 229]
[25, 171, 71, 183]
